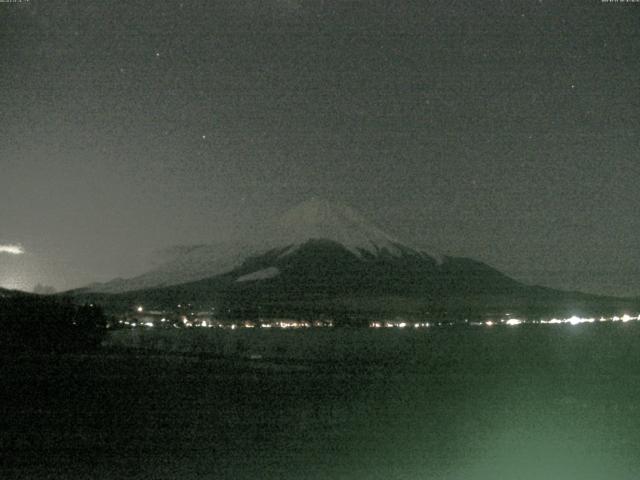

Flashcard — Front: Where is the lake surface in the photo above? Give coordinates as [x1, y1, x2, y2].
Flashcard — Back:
[3, 323, 640, 479]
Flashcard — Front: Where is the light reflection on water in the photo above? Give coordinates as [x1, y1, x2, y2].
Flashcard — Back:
[132, 370, 639, 480]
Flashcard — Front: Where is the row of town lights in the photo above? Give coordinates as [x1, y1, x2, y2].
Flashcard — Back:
[129, 307, 640, 329]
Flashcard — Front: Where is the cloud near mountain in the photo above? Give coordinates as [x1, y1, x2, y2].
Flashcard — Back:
[0, 245, 24, 255]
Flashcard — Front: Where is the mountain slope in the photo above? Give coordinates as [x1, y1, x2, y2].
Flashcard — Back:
[85, 198, 442, 294]
[73, 198, 639, 319]
[73, 238, 639, 319]
[86, 242, 256, 293]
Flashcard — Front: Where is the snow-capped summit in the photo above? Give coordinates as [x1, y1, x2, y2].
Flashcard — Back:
[271, 197, 407, 257]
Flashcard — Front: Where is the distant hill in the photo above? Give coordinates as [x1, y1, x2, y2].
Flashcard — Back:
[0, 287, 33, 299]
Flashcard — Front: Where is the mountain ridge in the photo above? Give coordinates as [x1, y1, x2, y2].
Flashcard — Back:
[70, 199, 640, 319]
[86, 198, 442, 294]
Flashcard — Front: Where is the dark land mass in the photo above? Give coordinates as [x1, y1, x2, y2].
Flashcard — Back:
[0, 293, 107, 353]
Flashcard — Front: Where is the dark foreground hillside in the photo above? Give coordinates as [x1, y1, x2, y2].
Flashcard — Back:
[0, 295, 106, 353]
[3, 324, 640, 479]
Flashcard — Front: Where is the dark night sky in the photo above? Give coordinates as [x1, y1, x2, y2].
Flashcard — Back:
[1, 0, 639, 296]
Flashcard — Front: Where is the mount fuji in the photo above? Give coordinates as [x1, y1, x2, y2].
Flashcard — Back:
[73, 199, 637, 319]
[86, 198, 443, 294]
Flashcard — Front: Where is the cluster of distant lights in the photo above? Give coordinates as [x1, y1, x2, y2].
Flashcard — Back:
[123, 307, 333, 329]
[374, 315, 640, 328]
[370, 321, 431, 329]
[494, 314, 640, 326]
[120, 319, 334, 329]
[125, 306, 640, 330]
